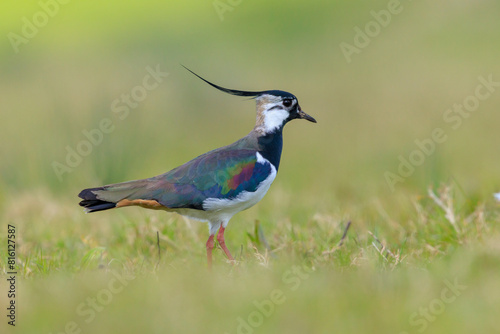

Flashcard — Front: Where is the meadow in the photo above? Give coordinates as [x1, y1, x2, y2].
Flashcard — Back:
[1, 0, 500, 333]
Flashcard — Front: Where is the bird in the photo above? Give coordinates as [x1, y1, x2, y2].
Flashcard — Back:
[78, 67, 317, 268]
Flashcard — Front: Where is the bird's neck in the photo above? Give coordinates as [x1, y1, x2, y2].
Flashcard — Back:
[257, 128, 283, 170]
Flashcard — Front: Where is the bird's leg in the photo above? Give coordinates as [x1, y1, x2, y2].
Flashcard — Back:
[217, 226, 234, 262]
[206, 234, 215, 270]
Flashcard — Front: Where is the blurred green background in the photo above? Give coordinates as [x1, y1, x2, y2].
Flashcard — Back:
[1, 0, 499, 201]
[1, 0, 500, 333]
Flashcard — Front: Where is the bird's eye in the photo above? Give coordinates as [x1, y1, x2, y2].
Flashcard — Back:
[283, 99, 293, 107]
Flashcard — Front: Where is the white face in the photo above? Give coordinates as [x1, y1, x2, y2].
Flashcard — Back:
[255, 95, 297, 133]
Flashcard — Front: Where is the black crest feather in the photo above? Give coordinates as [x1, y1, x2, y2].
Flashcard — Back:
[182, 65, 265, 97]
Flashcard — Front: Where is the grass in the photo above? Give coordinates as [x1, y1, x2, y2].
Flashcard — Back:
[1, 184, 499, 333]
[1, 0, 500, 333]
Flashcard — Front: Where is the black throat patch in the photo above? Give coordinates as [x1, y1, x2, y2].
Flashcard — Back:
[257, 129, 283, 170]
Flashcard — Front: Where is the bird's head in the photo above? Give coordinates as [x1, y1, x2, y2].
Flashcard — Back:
[253, 90, 316, 134]
[183, 66, 316, 134]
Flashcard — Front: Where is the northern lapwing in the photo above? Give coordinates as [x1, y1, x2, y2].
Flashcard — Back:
[78, 67, 317, 268]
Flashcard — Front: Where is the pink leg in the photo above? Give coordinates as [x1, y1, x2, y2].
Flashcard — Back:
[206, 234, 215, 270]
[217, 226, 234, 262]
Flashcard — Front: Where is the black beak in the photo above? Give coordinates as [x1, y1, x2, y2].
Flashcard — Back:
[297, 109, 317, 123]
